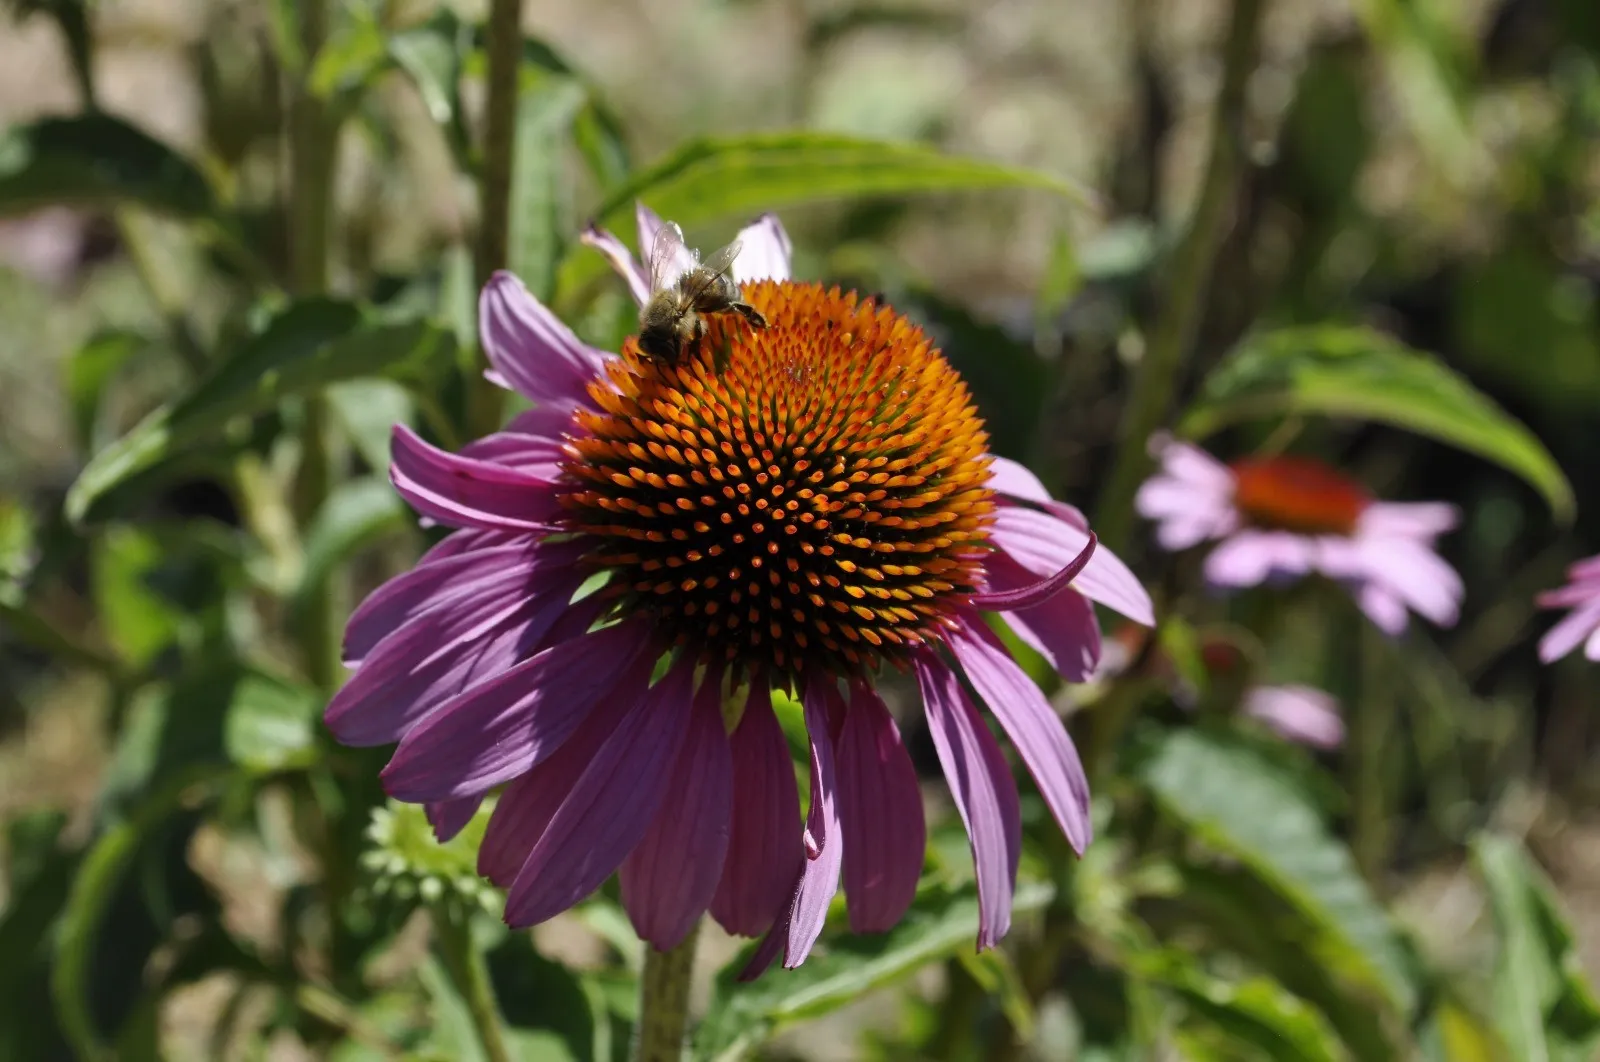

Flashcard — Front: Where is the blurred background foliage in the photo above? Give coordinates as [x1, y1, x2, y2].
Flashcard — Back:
[1, 0, 1600, 1058]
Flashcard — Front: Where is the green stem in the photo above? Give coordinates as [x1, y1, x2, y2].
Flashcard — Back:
[468, 0, 524, 440]
[433, 904, 516, 1062]
[636, 923, 701, 1062]
[1093, 0, 1267, 551]
[1350, 620, 1390, 888]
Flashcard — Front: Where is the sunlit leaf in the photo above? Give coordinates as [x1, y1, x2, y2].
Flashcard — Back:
[91, 525, 185, 669]
[66, 302, 453, 524]
[1179, 326, 1575, 522]
[558, 132, 1093, 301]
[0, 114, 216, 218]
[694, 881, 1054, 1061]
[224, 671, 321, 773]
[1472, 834, 1600, 1062]
[1140, 731, 1415, 1016]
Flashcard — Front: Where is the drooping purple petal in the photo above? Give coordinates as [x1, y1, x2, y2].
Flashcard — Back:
[1358, 501, 1459, 542]
[991, 505, 1154, 626]
[580, 223, 650, 305]
[948, 617, 1092, 854]
[343, 539, 583, 667]
[426, 797, 484, 842]
[1242, 686, 1344, 749]
[325, 558, 584, 746]
[784, 677, 844, 968]
[380, 620, 655, 802]
[711, 683, 804, 938]
[620, 673, 734, 950]
[390, 424, 562, 531]
[457, 432, 569, 479]
[732, 213, 793, 284]
[984, 552, 1101, 682]
[1335, 537, 1462, 629]
[504, 662, 697, 928]
[415, 527, 519, 564]
[479, 271, 609, 410]
[836, 682, 924, 933]
[1203, 529, 1316, 589]
[913, 651, 1020, 950]
[1539, 597, 1600, 664]
[1356, 583, 1409, 635]
[971, 532, 1096, 611]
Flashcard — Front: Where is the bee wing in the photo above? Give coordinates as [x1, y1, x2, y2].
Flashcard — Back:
[676, 238, 743, 303]
[647, 221, 697, 293]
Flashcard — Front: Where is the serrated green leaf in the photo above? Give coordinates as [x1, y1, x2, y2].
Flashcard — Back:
[1179, 326, 1575, 521]
[66, 303, 453, 524]
[558, 132, 1092, 302]
[694, 881, 1054, 1060]
[1472, 835, 1600, 1062]
[1140, 730, 1415, 1015]
[0, 114, 216, 218]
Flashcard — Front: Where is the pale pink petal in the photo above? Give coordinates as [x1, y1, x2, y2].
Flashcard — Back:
[836, 682, 924, 933]
[1243, 686, 1343, 749]
[390, 425, 562, 531]
[479, 271, 609, 410]
[1539, 597, 1600, 663]
[985, 458, 1092, 530]
[426, 797, 484, 842]
[504, 663, 697, 928]
[914, 653, 1020, 950]
[621, 673, 733, 950]
[991, 506, 1154, 626]
[1358, 501, 1459, 542]
[732, 213, 793, 284]
[1357, 583, 1409, 636]
[1569, 555, 1600, 581]
[1149, 434, 1236, 492]
[637, 202, 696, 280]
[579, 223, 650, 305]
[784, 677, 844, 968]
[1585, 625, 1600, 661]
[712, 684, 805, 938]
[380, 621, 655, 802]
[949, 618, 1092, 854]
[1203, 529, 1315, 588]
[1344, 537, 1462, 629]
[983, 552, 1101, 682]
[1538, 582, 1600, 609]
[325, 560, 585, 746]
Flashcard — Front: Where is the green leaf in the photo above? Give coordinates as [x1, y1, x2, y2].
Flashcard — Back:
[558, 132, 1093, 301]
[509, 75, 587, 301]
[694, 881, 1054, 1060]
[292, 476, 406, 630]
[223, 671, 321, 773]
[0, 114, 216, 218]
[1179, 326, 1575, 522]
[1131, 951, 1343, 1062]
[1139, 730, 1415, 1015]
[66, 302, 454, 524]
[1472, 834, 1600, 1062]
[92, 525, 186, 668]
[63, 330, 152, 453]
[0, 493, 38, 606]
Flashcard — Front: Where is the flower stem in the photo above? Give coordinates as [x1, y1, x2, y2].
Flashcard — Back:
[635, 923, 701, 1062]
[467, 0, 524, 440]
[1093, 0, 1267, 552]
[433, 903, 516, 1062]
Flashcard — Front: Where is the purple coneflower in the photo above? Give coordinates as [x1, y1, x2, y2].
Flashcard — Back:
[325, 206, 1154, 972]
[1537, 555, 1600, 664]
[1135, 436, 1462, 635]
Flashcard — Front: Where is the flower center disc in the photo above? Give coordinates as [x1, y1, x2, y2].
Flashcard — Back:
[1230, 456, 1369, 536]
[559, 280, 995, 683]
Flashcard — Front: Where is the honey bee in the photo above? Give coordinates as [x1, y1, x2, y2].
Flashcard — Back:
[637, 222, 767, 366]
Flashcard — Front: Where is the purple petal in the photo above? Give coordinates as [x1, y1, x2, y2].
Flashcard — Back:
[991, 506, 1154, 626]
[325, 558, 582, 746]
[390, 425, 562, 531]
[972, 533, 1096, 610]
[732, 213, 793, 284]
[415, 528, 519, 564]
[986, 458, 1092, 530]
[620, 674, 734, 950]
[426, 797, 484, 842]
[1539, 597, 1600, 663]
[948, 617, 1093, 854]
[711, 683, 805, 937]
[1332, 536, 1462, 629]
[1203, 529, 1315, 589]
[1358, 501, 1459, 542]
[343, 539, 581, 667]
[1585, 625, 1600, 661]
[784, 677, 844, 968]
[913, 652, 1020, 950]
[457, 432, 569, 479]
[1356, 583, 1409, 635]
[1243, 686, 1344, 749]
[986, 552, 1101, 682]
[380, 620, 655, 802]
[479, 271, 609, 410]
[504, 662, 697, 928]
[1148, 433, 1236, 492]
[580, 223, 650, 305]
[837, 682, 924, 933]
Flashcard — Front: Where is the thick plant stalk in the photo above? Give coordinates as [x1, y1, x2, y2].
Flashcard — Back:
[1093, 0, 1268, 552]
[635, 922, 702, 1062]
[433, 903, 516, 1062]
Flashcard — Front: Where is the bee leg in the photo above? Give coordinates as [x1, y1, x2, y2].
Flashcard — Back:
[730, 302, 768, 329]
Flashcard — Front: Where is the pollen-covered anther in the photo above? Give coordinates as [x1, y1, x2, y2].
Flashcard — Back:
[558, 280, 995, 682]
